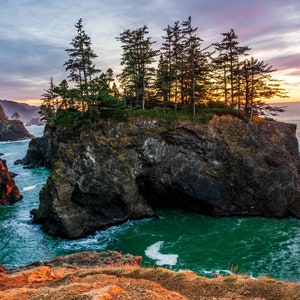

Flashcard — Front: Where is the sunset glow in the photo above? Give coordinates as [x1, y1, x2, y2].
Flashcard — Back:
[0, 0, 299, 105]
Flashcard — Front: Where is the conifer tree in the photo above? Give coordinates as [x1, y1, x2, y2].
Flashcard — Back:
[240, 57, 287, 120]
[159, 17, 211, 114]
[40, 77, 59, 122]
[158, 25, 176, 106]
[155, 54, 171, 108]
[181, 16, 208, 115]
[170, 21, 183, 109]
[64, 18, 100, 109]
[117, 26, 159, 110]
[213, 29, 250, 107]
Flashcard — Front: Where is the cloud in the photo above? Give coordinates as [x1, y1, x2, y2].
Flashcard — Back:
[0, 0, 299, 101]
[269, 54, 300, 71]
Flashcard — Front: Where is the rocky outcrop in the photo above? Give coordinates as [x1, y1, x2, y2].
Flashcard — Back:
[18, 123, 72, 169]
[12, 251, 142, 272]
[28, 116, 300, 238]
[0, 99, 40, 124]
[0, 158, 22, 205]
[0, 105, 34, 141]
[18, 135, 51, 168]
[1, 251, 300, 300]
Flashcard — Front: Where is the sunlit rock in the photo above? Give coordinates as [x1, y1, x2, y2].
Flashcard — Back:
[0, 158, 22, 205]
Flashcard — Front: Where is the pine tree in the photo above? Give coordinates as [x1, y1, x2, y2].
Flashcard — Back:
[117, 26, 159, 110]
[40, 77, 58, 122]
[54, 79, 73, 110]
[240, 57, 287, 120]
[181, 16, 208, 115]
[64, 18, 100, 110]
[158, 25, 176, 107]
[159, 17, 211, 114]
[155, 54, 170, 108]
[170, 21, 183, 109]
[213, 29, 250, 107]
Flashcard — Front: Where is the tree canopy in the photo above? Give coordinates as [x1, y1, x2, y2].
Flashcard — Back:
[40, 17, 288, 127]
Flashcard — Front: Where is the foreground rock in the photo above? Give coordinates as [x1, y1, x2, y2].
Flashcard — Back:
[0, 158, 22, 205]
[0, 105, 34, 141]
[0, 251, 299, 300]
[26, 116, 300, 238]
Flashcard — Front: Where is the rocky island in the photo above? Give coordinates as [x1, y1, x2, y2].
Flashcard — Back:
[23, 115, 300, 239]
[0, 105, 34, 141]
[0, 99, 42, 126]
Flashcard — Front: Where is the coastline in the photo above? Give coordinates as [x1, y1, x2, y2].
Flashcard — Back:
[1, 251, 299, 299]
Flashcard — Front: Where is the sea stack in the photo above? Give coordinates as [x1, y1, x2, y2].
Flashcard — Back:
[0, 105, 34, 141]
[26, 116, 300, 238]
[0, 157, 23, 205]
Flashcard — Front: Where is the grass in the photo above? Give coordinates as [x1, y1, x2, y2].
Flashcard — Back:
[223, 275, 238, 282]
[127, 106, 218, 125]
[259, 276, 278, 283]
[49, 101, 251, 135]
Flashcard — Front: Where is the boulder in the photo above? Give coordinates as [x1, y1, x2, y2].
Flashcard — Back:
[0, 158, 22, 205]
[29, 116, 300, 238]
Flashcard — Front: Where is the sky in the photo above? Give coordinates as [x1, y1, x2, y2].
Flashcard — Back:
[0, 0, 299, 106]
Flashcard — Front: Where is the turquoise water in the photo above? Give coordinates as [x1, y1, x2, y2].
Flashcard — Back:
[0, 108, 300, 282]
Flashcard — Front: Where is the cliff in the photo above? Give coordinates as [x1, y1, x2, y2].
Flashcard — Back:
[0, 157, 22, 205]
[1, 251, 299, 299]
[0, 105, 34, 141]
[0, 99, 41, 124]
[25, 116, 300, 238]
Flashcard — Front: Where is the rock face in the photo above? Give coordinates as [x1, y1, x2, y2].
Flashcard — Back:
[28, 116, 300, 238]
[19, 135, 51, 168]
[0, 105, 34, 141]
[2, 251, 299, 300]
[0, 158, 22, 205]
[13, 250, 142, 271]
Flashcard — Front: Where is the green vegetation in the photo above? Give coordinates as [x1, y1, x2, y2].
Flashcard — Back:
[39, 17, 288, 128]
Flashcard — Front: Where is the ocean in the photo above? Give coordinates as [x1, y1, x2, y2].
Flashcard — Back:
[0, 103, 299, 282]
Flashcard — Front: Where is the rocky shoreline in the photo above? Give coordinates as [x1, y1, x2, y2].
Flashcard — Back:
[22, 116, 300, 238]
[1, 251, 299, 299]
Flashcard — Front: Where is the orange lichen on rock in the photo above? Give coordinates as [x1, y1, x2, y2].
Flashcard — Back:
[0, 264, 7, 273]
[0, 251, 299, 300]
[0, 267, 186, 300]
[0, 158, 22, 205]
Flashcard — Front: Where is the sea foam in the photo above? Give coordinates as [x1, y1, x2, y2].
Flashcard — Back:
[23, 185, 36, 191]
[145, 241, 178, 266]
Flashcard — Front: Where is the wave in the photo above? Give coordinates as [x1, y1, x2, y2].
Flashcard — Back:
[0, 139, 32, 145]
[145, 241, 178, 266]
[23, 185, 37, 191]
